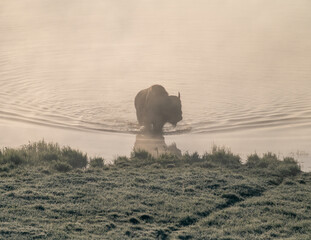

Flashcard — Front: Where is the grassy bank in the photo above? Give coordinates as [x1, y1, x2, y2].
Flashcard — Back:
[0, 141, 310, 239]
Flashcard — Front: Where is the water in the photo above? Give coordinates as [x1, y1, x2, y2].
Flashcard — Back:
[1, 0, 311, 170]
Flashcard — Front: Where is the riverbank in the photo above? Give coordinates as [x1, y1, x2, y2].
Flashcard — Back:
[0, 141, 310, 239]
[1, 119, 310, 171]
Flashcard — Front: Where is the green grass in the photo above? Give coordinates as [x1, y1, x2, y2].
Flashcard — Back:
[0, 141, 310, 239]
[0, 140, 88, 172]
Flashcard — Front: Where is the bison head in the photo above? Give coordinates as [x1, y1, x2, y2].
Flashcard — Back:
[166, 93, 182, 126]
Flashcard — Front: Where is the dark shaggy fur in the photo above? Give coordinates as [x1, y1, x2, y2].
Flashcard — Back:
[135, 85, 182, 133]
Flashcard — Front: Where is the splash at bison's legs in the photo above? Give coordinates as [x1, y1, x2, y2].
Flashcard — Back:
[139, 121, 164, 135]
[139, 119, 153, 134]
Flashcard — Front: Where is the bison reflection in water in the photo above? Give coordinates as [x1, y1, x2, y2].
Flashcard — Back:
[134, 134, 181, 158]
[135, 85, 182, 134]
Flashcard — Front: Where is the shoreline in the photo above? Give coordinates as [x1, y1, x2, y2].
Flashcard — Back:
[0, 119, 310, 171]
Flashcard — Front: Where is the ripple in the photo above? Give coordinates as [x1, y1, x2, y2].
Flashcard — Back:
[1, 0, 311, 137]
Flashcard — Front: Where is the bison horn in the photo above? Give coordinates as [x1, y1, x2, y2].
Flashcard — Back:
[178, 92, 180, 99]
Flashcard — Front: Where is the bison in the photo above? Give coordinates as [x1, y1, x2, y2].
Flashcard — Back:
[134, 85, 182, 133]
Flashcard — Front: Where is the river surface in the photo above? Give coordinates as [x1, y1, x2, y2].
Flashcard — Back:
[1, 0, 311, 170]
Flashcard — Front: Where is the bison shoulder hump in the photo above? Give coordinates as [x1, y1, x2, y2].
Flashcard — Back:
[149, 85, 168, 97]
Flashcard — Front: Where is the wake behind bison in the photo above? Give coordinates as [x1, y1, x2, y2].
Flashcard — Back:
[135, 85, 182, 134]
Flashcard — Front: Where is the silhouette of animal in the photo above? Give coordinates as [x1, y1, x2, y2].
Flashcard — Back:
[134, 85, 182, 133]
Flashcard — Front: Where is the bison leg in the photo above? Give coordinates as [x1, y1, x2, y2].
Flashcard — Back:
[136, 109, 143, 125]
[152, 121, 164, 134]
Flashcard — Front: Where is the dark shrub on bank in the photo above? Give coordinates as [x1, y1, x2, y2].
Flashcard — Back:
[89, 157, 105, 168]
[0, 149, 26, 166]
[246, 153, 301, 177]
[131, 149, 153, 160]
[182, 151, 201, 164]
[61, 147, 87, 169]
[202, 146, 241, 168]
[114, 156, 131, 167]
[1, 141, 302, 177]
[158, 152, 180, 164]
[0, 140, 87, 171]
[247, 153, 279, 168]
[122, 146, 242, 169]
[276, 157, 301, 177]
[52, 161, 72, 172]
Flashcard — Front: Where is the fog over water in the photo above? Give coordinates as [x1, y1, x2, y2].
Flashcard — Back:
[1, 0, 311, 170]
